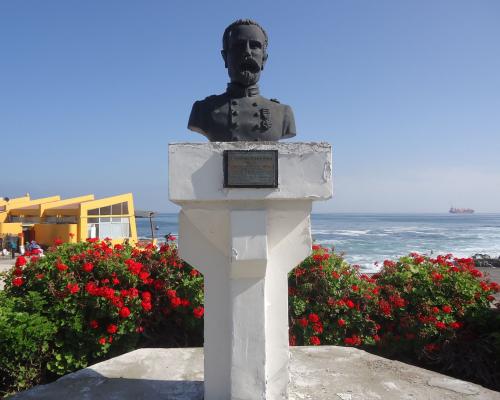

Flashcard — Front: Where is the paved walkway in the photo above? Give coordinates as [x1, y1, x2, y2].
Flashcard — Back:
[11, 346, 500, 400]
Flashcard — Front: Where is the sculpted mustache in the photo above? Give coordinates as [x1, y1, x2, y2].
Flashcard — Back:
[239, 58, 260, 73]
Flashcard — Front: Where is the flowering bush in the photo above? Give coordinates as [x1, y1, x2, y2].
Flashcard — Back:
[288, 245, 380, 347]
[372, 253, 500, 386]
[1, 240, 498, 394]
[1, 237, 203, 395]
[372, 254, 498, 352]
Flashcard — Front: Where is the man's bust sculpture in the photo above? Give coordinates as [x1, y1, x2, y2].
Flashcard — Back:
[188, 19, 296, 142]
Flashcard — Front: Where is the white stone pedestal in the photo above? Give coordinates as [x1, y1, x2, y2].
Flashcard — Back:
[169, 142, 332, 400]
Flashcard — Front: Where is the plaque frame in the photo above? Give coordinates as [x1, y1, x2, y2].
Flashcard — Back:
[223, 150, 278, 188]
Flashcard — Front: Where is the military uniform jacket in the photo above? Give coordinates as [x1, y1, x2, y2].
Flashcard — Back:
[188, 84, 296, 142]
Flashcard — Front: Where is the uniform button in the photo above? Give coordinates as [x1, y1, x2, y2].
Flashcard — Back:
[231, 100, 238, 105]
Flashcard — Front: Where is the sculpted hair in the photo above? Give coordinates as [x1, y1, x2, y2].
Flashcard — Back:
[222, 19, 269, 51]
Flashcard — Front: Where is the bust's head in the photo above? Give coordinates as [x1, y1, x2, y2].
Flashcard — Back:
[221, 19, 268, 87]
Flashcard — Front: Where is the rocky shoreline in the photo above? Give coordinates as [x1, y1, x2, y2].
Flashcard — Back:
[472, 254, 500, 268]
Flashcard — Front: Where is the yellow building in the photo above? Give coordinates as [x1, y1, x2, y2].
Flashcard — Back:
[0, 193, 137, 247]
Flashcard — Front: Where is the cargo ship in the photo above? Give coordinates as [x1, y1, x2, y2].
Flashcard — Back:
[449, 207, 474, 214]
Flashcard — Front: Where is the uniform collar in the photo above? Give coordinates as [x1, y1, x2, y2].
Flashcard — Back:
[226, 83, 260, 98]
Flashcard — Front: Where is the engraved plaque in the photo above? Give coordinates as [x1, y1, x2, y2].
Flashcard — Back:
[223, 150, 278, 188]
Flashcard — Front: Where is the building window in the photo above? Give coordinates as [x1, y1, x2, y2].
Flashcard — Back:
[9, 216, 41, 223]
[87, 202, 129, 217]
[87, 217, 130, 239]
[44, 216, 77, 224]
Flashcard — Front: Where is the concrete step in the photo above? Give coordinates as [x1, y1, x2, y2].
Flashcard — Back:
[11, 346, 500, 400]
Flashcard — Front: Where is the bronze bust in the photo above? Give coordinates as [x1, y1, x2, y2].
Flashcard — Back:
[188, 19, 296, 142]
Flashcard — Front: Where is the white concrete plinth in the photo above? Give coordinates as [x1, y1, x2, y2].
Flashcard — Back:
[169, 142, 332, 400]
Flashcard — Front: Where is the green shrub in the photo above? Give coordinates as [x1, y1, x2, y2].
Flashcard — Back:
[288, 245, 380, 346]
[0, 291, 57, 396]
[1, 240, 498, 394]
[0, 237, 203, 394]
[372, 253, 500, 388]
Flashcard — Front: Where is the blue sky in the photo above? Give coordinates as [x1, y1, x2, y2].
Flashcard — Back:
[1, 1, 499, 212]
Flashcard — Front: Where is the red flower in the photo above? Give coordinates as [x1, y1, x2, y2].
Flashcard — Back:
[431, 272, 443, 281]
[289, 335, 297, 346]
[470, 269, 483, 278]
[12, 277, 24, 287]
[449, 321, 462, 330]
[310, 336, 321, 346]
[141, 301, 152, 312]
[54, 238, 63, 246]
[125, 259, 142, 275]
[98, 337, 106, 345]
[13, 268, 23, 276]
[119, 307, 131, 318]
[383, 260, 396, 268]
[111, 297, 124, 308]
[351, 285, 359, 292]
[312, 244, 321, 251]
[337, 318, 346, 327]
[56, 263, 69, 272]
[331, 271, 340, 279]
[435, 321, 446, 330]
[166, 289, 177, 299]
[378, 300, 391, 316]
[431, 306, 440, 314]
[66, 283, 80, 294]
[90, 320, 99, 329]
[308, 313, 320, 323]
[389, 295, 406, 308]
[312, 322, 323, 334]
[170, 297, 182, 308]
[83, 262, 94, 272]
[413, 255, 425, 264]
[190, 269, 200, 277]
[442, 305, 452, 314]
[35, 273, 44, 279]
[298, 317, 308, 328]
[15, 256, 27, 267]
[107, 324, 118, 334]
[139, 270, 150, 282]
[344, 335, 362, 346]
[141, 291, 152, 301]
[85, 282, 98, 295]
[193, 306, 205, 319]
[294, 268, 305, 277]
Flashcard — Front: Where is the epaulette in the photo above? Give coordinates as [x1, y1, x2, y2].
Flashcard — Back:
[270, 98, 280, 103]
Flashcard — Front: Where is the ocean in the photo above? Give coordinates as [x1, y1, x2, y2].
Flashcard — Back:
[136, 213, 500, 273]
